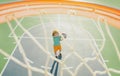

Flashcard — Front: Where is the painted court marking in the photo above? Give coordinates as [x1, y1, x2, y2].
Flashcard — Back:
[0, 17, 26, 75]
[8, 17, 24, 38]
[1, 13, 119, 75]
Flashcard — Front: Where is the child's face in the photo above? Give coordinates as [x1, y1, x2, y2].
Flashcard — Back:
[54, 32, 59, 36]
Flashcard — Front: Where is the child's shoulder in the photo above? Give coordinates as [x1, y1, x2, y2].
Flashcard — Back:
[53, 36, 61, 38]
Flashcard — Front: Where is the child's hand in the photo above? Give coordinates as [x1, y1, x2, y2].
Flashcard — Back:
[62, 33, 67, 39]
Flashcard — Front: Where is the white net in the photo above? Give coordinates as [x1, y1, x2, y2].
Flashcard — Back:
[0, 3, 120, 76]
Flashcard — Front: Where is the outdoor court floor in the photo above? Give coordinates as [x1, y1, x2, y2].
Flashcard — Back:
[0, 14, 120, 76]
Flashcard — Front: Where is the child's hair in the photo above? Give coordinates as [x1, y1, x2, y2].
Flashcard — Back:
[52, 30, 59, 36]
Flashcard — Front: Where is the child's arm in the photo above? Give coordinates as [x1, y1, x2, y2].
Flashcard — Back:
[60, 35, 64, 41]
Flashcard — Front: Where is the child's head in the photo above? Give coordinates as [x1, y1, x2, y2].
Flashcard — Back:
[52, 30, 59, 36]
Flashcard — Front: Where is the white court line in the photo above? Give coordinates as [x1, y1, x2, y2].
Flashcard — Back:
[91, 18, 120, 76]
[9, 16, 34, 76]
[0, 16, 25, 75]
[104, 60, 109, 63]
[74, 16, 109, 75]
[91, 17, 106, 57]
[41, 66, 51, 69]
[39, 15, 51, 76]
[4, 57, 35, 63]
[67, 38, 105, 41]
[91, 18, 105, 40]
[91, 17, 111, 75]
[26, 58, 34, 64]
[57, 14, 62, 29]
[0, 17, 28, 75]
[0, 42, 19, 75]
[17, 36, 52, 39]
[2, 13, 113, 75]
[64, 15, 96, 75]
[0, 15, 74, 76]
[47, 14, 74, 75]
[13, 16, 56, 76]
[0, 21, 44, 75]
[8, 17, 24, 38]
[105, 19, 120, 61]
[41, 66, 73, 70]
[4, 57, 9, 60]
[19, 36, 105, 40]
[62, 67, 73, 70]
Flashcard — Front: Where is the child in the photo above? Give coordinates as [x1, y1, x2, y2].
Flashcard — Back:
[50, 30, 66, 76]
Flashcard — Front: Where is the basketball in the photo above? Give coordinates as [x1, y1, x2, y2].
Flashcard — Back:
[62, 33, 67, 39]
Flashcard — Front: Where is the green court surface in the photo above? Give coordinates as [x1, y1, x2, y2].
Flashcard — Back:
[0, 0, 120, 76]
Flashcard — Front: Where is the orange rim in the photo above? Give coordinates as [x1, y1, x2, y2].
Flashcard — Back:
[0, 1, 120, 28]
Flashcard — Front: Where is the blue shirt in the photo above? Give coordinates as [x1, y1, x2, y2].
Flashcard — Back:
[53, 36, 61, 46]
